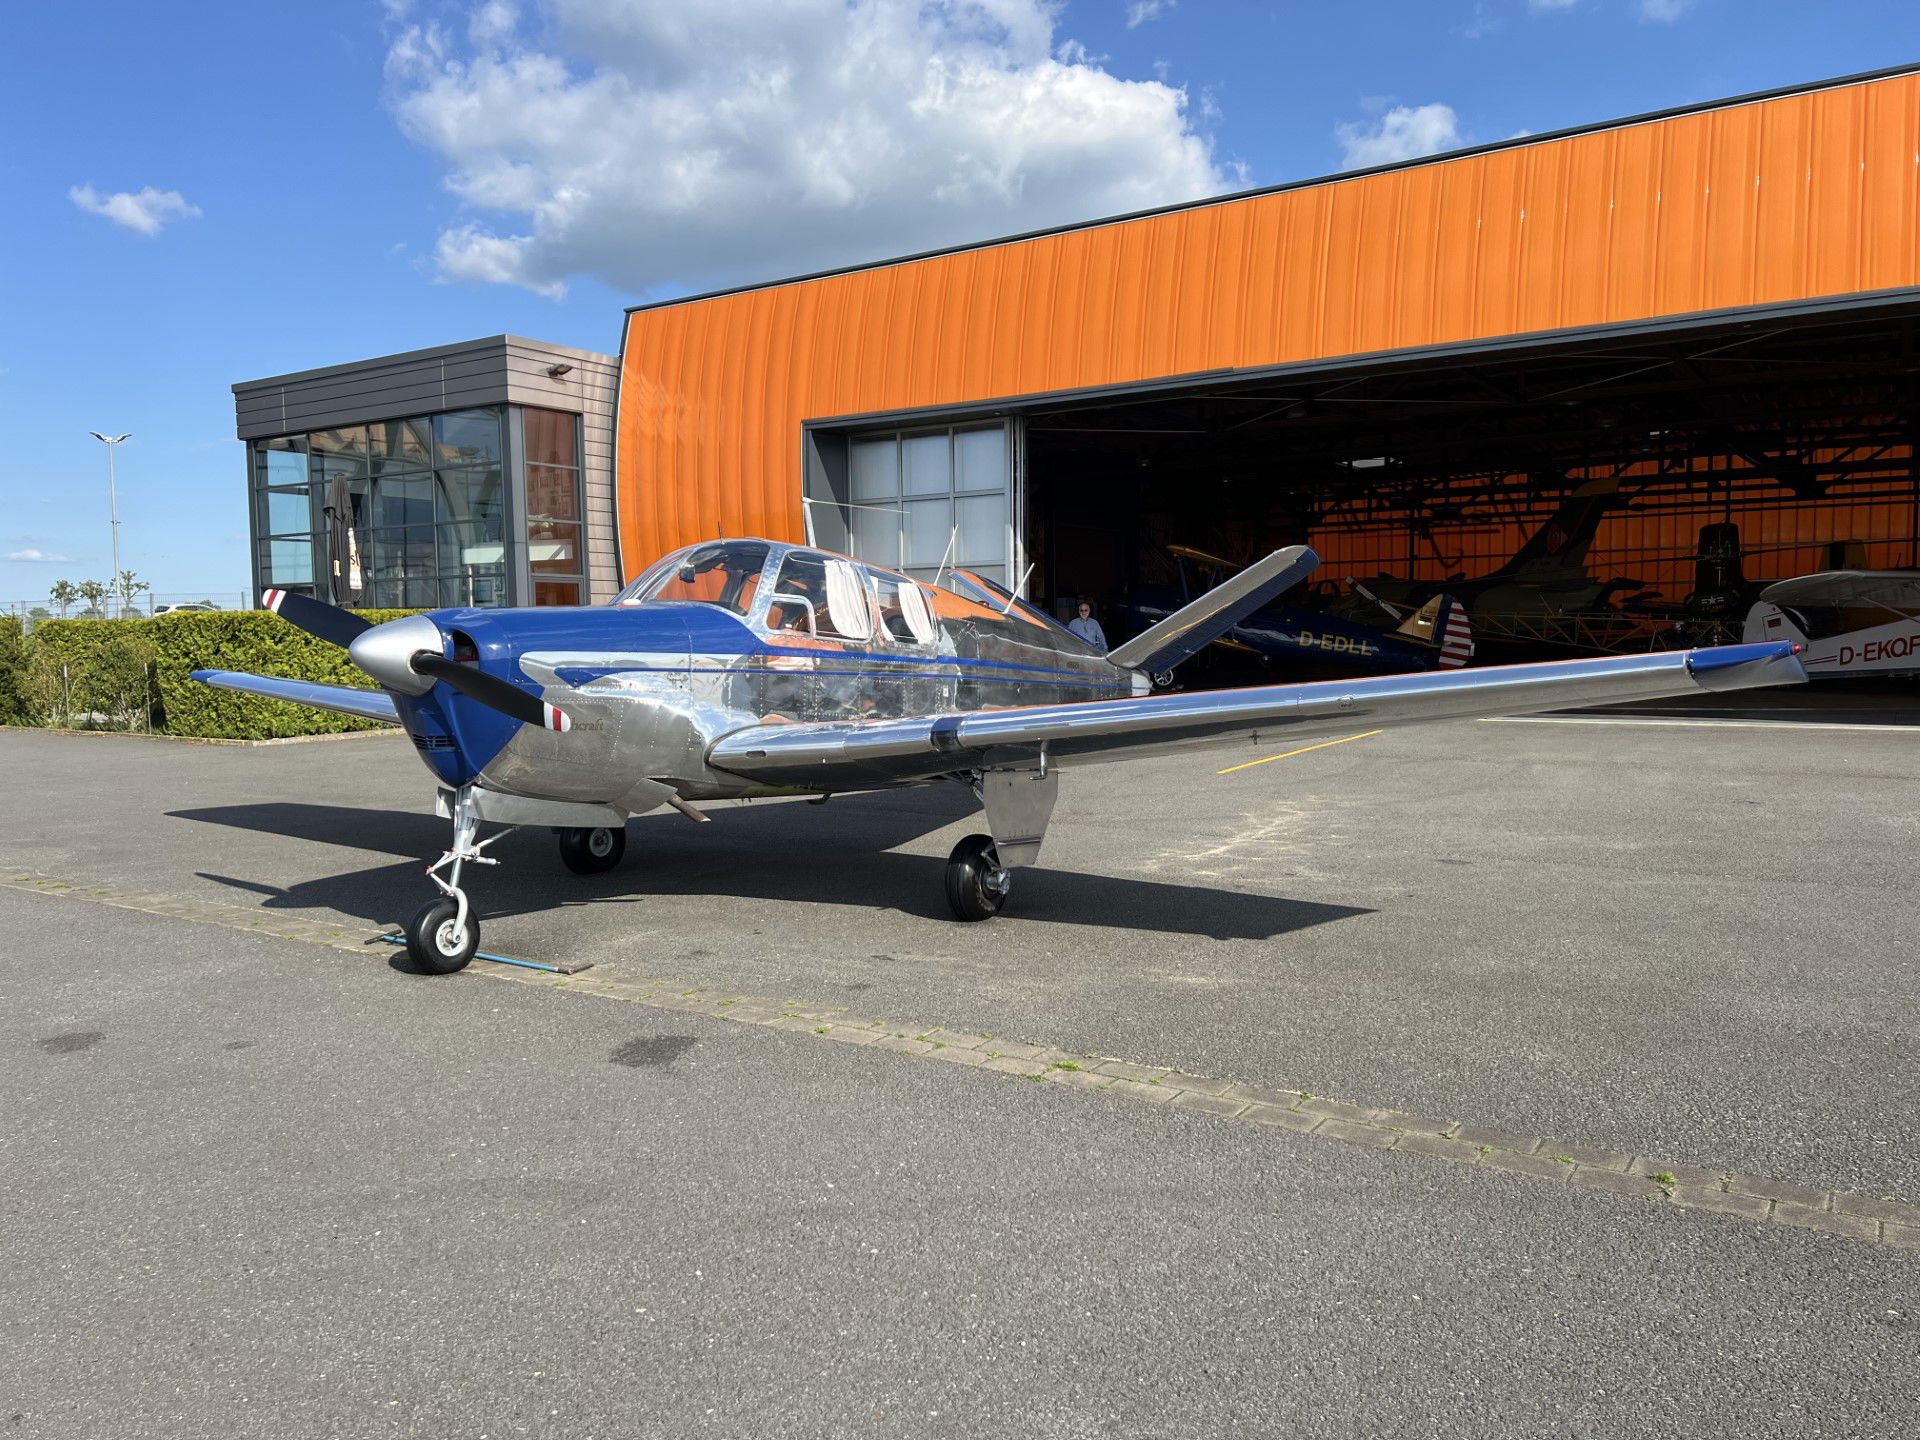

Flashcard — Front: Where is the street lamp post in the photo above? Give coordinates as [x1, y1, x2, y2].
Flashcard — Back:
[88, 431, 131, 616]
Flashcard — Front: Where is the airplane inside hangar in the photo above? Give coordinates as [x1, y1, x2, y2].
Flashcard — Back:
[1017, 299, 1920, 688]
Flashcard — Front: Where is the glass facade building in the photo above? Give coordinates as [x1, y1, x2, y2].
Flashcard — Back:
[235, 336, 618, 610]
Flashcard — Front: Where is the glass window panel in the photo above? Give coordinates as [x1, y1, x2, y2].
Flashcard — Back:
[433, 408, 502, 468]
[369, 416, 432, 472]
[264, 538, 313, 585]
[955, 494, 1005, 567]
[534, 580, 582, 606]
[523, 407, 578, 469]
[968, 564, 1007, 587]
[311, 448, 366, 483]
[259, 447, 308, 487]
[435, 466, 505, 527]
[527, 464, 580, 523]
[902, 433, 951, 496]
[850, 439, 897, 501]
[529, 520, 582, 575]
[396, 577, 445, 609]
[260, 435, 307, 454]
[264, 487, 312, 534]
[956, 426, 1007, 493]
[367, 527, 433, 578]
[439, 522, 505, 569]
[308, 425, 368, 457]
[903, 497, 954, 567]
[372, 475, 433, 529]
[850, 503, 897, 567]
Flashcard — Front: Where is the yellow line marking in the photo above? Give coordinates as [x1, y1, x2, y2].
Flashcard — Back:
[1217, 729, 1382, 775]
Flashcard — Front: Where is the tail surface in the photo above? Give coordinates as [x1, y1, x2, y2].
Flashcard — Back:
[1393, 594, 1475, 667]
[1489, 476, 1620, 580]
[1108, 545, 1319, 676]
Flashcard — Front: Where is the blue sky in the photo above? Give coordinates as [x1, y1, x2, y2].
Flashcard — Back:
[2, 0, 1915, 604]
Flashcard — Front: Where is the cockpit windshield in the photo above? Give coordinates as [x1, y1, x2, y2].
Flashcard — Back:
[615, 541, 771, 614]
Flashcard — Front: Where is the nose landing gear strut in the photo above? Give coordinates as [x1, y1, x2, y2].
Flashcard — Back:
[406, 786, 513, 974]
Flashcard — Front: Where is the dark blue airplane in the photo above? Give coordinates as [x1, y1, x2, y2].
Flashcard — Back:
[1117, 544, 1473, 683]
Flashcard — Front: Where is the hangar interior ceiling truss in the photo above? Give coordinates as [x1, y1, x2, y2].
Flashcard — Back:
[1023, 300, 1920, 620]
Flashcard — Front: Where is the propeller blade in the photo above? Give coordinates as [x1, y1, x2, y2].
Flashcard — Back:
[263, 588, 371, 649]
[411, 653, 573, 732]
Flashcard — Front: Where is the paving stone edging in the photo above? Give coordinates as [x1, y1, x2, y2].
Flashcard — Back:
[9, 871, 1917, 1252]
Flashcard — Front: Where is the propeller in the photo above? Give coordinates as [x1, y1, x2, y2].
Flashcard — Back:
[262, 590, 572, 732]
[411, 652, 572, 732]
[263, 587, 371, 649]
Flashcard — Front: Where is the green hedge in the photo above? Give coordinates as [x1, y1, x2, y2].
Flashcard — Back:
[0, 616, 30, 726]
[21, 610, 417, 740]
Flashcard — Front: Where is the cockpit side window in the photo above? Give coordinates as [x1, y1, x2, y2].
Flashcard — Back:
[766, 552, 872, 641]
[869, 571, 937, 646]
[616, 541, 770, 614]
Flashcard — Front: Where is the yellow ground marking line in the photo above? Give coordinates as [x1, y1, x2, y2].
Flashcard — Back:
[1217, 729, 1382, 776]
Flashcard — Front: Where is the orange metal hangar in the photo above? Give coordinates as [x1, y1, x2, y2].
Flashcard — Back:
[613, 64, 1920, 655]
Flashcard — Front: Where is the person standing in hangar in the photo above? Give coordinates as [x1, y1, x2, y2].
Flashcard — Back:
[1068, 598, 1108, 650]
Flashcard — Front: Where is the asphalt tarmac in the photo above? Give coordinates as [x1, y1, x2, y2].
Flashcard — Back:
[2, 720, 1916, 1436]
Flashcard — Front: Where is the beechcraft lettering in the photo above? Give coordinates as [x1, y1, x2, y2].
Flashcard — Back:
[194, 538, 1805, 975]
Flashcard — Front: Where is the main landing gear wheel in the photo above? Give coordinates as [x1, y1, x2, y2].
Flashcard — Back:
[558, 826, 626, 875]
[945, 833, 1010, 922]
[405, 896, 478, 975]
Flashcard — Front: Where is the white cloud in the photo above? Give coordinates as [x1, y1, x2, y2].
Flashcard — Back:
[6, 549, 71, 563]
[1335, 103, 1464, 169]
[68, 184, 202, 236]
[385, 0, 1228, 299]
[1639, 0, 1691, 19]
[1126, 0, 1173, 27]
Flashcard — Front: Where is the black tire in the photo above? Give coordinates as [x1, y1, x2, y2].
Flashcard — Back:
[405, 897, 477, 975]
[559, 826, 626, 875]
[945, 833, 1008, 922]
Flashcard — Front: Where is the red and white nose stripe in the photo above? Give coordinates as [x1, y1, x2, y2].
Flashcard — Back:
[262, 588, 285, 613]
[543, 702, 571, 733]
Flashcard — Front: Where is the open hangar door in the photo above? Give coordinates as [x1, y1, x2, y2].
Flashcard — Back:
[1021, 301, 1920, 702]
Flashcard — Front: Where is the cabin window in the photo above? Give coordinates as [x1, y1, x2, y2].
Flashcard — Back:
[767, 552, 871, 640]
[871, 572, 937, 645]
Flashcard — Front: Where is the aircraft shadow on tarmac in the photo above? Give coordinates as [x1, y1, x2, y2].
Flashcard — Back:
[172, 795, 1370, 943]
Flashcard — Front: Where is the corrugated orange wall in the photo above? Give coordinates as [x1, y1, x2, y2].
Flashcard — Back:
[617, 72, 1920, 573]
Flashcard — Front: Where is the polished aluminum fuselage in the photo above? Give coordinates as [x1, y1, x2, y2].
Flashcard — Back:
[437, 543, 1132, 812]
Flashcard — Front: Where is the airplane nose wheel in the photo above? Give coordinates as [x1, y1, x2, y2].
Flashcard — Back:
[409, 785, 508, 975]
[945, 833, 1009, 921]
[406, 896, 479, 975]
[558, 825, 626, 875]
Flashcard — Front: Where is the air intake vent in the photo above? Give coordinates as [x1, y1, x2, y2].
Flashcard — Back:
[411, 732, 456, 752]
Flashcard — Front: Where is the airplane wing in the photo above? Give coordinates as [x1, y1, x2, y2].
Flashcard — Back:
[707, 642, 1805, 789]
[190, 669, 400, 725]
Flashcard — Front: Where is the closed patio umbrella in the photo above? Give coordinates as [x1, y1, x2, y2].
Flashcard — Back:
[323, 475, 364, 607]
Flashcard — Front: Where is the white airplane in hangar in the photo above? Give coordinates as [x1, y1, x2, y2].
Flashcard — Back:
[1743, 570, 1920, 678]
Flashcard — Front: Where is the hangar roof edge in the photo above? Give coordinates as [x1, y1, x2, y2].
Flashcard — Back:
[621, 60, 1920, 320]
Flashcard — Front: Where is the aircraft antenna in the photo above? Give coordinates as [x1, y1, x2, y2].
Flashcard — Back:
[935, 525, 957, 588]
[1001, 561, 1036, 615]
